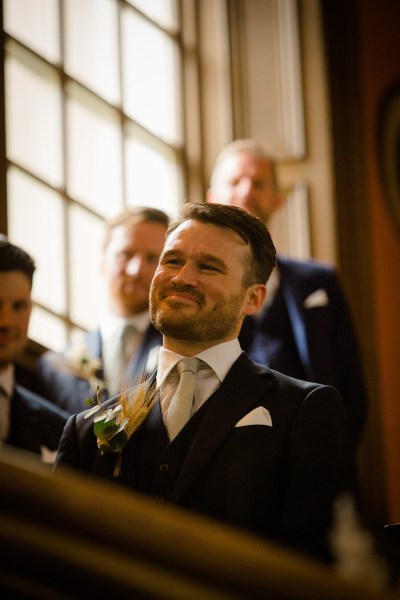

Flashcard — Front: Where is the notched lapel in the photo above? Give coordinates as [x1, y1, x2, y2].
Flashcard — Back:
[170, 354, 273, 501]
[106, 377, 163, 484]
[77, 378, 93, 406]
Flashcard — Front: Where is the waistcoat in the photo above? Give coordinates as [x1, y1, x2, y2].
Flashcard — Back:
[130, 397, 211, 503]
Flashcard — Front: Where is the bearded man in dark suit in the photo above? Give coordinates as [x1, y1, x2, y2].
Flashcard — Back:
[55, 203, 353, 563]
[207, 139, 367, 449]
[0, 237, 68, 462]
[37, 206, 169, 414]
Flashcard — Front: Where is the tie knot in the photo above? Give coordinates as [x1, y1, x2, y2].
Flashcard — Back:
[176, 357, 199, 377]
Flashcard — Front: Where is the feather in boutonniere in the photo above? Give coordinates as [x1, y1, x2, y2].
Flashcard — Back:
[84, 377, 157, 477]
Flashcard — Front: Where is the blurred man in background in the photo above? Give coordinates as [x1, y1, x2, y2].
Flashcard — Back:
[37, 206, 169, 414]
[207, 139, 368, 449]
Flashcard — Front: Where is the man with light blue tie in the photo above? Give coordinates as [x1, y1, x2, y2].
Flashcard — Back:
[56, 203, 354, 563]
[37, 206, 169, 414]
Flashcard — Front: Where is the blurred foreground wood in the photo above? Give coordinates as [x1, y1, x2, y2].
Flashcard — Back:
[0, 446, 395, 599]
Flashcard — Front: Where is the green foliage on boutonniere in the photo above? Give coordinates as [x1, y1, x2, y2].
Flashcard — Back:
[85, 380, 157, 477]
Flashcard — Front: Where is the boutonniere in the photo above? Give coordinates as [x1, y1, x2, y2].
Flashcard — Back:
[48, 341, 106, 392]
[84, 379, 157, 478]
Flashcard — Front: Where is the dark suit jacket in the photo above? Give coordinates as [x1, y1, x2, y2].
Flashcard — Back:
[239, 256, 368, 447]
[36, 324, 162, 415]
[55, 353, 353, 562]
[6, 384, 68, 457]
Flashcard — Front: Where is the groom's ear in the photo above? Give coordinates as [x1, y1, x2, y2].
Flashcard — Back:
[243, 284, 267, 316]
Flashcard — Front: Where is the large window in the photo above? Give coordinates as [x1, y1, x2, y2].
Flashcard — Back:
[2, 0, 191, 351]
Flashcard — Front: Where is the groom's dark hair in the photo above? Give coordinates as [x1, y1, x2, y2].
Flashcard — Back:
[166, 202, 276, 287]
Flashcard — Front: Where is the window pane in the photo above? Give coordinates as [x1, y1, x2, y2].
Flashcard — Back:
[5, 42, 63, 187]
[66, 82, 123, 218]
[3, 0, 60, 64]
[125, 125, 181, 218]
[29, 306, 68, 352]
[68, 205, 104, 331]
[64, 0, 120, 105]
[3, 0, 187, 351]
[127, 0, 179, 30]
[122, 8, 182, 145]
[7, 167, 66, 315]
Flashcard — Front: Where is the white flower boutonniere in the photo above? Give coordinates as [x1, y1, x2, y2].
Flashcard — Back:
[85, 379, 157, 478]
[47, 341, 106, 392]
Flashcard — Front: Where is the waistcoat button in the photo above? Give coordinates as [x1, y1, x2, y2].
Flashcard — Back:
[159, 463, 169, 472]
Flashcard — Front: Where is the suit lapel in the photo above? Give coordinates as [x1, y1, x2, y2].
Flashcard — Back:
[96, 386, 165, 484]
[120, 374, 161, 484]
[85, 330, 104, 376]
[85, 330, 103, 360]
[278, 258, 314, 381]
[170, 354, 273, 501]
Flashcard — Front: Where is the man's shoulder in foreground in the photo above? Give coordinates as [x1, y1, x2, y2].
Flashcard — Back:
[10, 384, 69, 455]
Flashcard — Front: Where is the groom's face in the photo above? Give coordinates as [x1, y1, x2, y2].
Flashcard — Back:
[150, 219, 256, 344]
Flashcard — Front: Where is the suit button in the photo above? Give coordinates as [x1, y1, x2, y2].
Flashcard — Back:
[159, 463, 169, 472]
[155, 495, 166, 503]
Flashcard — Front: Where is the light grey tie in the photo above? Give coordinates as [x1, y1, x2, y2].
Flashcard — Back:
[166, 357, 199, 440]
[107, 324, 136, 395]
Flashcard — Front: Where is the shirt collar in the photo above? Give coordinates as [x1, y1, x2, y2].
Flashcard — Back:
[156, 339, 242, 388]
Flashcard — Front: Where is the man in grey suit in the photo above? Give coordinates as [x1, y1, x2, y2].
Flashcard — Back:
[55, 203, 353, 562]
[0, 237, 68, 461]
[37, 206, 169, 414]
[207, 139, 367, 449]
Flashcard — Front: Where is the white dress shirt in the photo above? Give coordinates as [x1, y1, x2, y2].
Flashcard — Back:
[157, 339, 242, 423]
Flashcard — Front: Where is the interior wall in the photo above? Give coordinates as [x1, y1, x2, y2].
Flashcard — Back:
[323, 0, 400, 526]
[199, 0, 400, 526]
[321, 0, 385, 528]
[357, 0, 400, 522]
[199, 0, 337, 263]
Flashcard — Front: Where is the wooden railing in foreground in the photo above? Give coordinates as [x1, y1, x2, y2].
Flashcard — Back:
[0, 446, 395, 600]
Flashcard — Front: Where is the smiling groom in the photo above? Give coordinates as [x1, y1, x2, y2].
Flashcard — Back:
[55, 202, 353, 563]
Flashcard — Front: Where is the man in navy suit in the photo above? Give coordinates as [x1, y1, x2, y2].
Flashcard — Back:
[55, 203, 353, 562]
[0, 237, 68, 461]
[207, 139, 367, 448]
[37, 206, 169, 414]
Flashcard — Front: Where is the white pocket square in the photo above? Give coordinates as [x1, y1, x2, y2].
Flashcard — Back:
[303, 288, 329, 308]
[235, 406, 272, 427]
